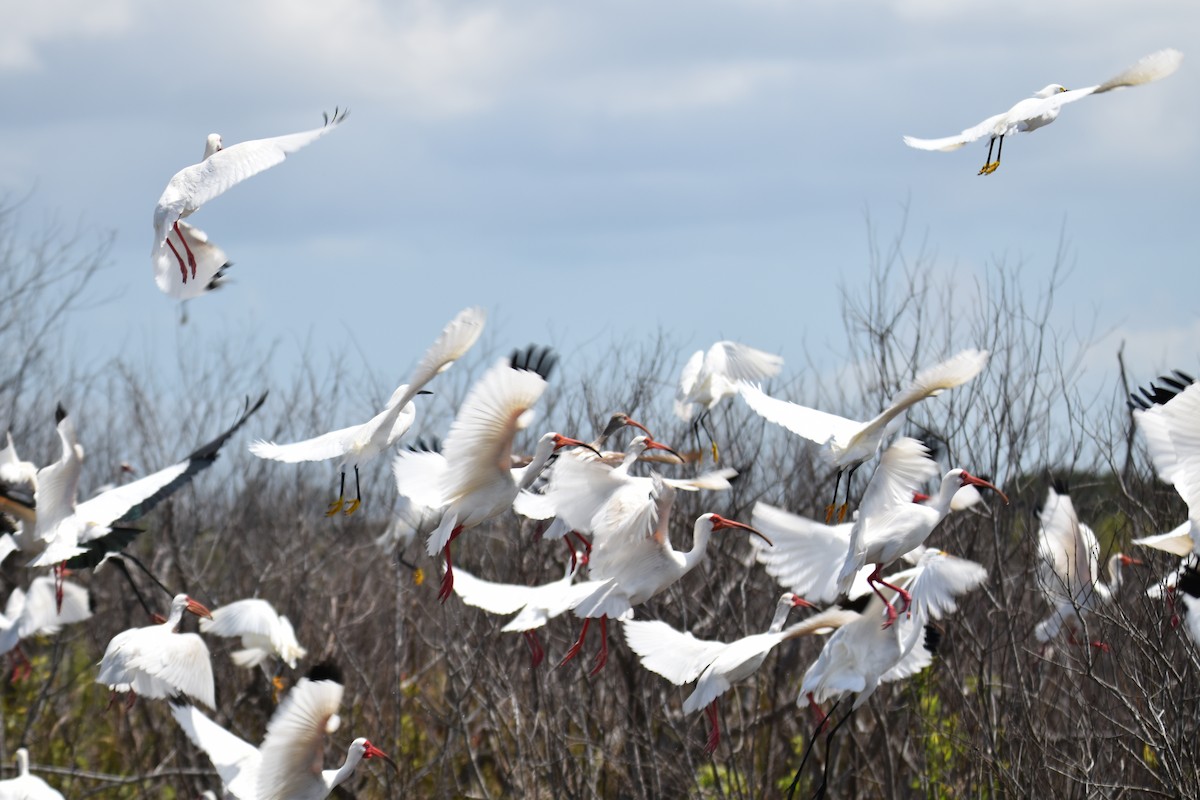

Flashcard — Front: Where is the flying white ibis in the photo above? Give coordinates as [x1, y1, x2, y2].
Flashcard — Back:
[835, 438, 1005, 627]
[450, 558, 603, 667]
[1, 575, 92, 680]
[152, 109, 348, 299]
[1033, 485, 1139, 650]
[903, 49, 1183, 175]
[0, 748, 64, 799]
[788, 551, 988, 800]
[750, 485, 987, 604]
[250, 306, 485, 515]
[623, 594, 848, 753]
[514, 434, 730, 568]
[96, 593, 215, 708]
[403, 346, 594, 601]
[562, 475, 772, 673]
[675, 340, 783, 462]
[199, 598, 307, 669]
[171, 664, 395, 800]
[740, 348, 989, 521]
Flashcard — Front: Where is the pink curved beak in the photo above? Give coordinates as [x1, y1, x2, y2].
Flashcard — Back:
[710, 514, 773, 546]
[643, 437, 683, 462]
[185, 597, 214, 620]
[363, 741, 398, 770]
[553, 434, 602, 458]
[961, 472, 1008, 504]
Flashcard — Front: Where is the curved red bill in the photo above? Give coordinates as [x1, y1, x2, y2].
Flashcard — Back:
[185, 597, 214, 620]
[363, 740, 398, 770]
[709, 514, 773, 546]
[961, 472, 1009, 504]
[552, 434, 602, 457]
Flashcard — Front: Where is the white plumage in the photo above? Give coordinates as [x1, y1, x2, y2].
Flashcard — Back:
[675, 340, 783, 422]
[199, 598, 307, 669]
[152, 109, 348, 299]
[903, 49, 1183, 174]
[0, 748, 65, 800]
[0, 576, 92, 657]
[171, 670, 393, 800]
[740, 349, 989, 519]
[250, 306, 486, 515]
[624, 595, 851, 752]
[96, 594, 215, 708]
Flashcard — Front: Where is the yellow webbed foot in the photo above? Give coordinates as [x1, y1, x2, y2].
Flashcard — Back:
[325, 497, 345, 517]
[824, 504, 837, 524]
[978, 161, 1000, 176]
[413, 567, 425, 586]
[836, 503, 849, 523]
[710, 442, 720, 463]
[343, 498, 362, 515]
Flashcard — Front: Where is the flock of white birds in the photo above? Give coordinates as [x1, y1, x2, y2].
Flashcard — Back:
[0, 47, 1192, 800]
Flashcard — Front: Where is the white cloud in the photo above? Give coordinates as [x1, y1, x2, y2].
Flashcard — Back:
[0, 0, 138, 71]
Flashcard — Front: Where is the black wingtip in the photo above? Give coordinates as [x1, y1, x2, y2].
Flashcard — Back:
[407, 436, 442, 454]
[508, 344, 559, 381]
[923, 624, 943, 656]
[838, 593, 872, 615]
[55, 404, 67, 424]
[1050, 476, 1070, 495]
[1178, 565, 1200, 600]
[306, 661, 344, 685]
[167, 693, 190, 709]
[1129, 370, 1198, 410]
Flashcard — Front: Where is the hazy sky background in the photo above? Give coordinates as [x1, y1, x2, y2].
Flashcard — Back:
[2, 0, 1197, 421]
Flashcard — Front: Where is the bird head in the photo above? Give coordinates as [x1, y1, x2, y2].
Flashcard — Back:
[355, 738, 398, 770]
[1034, 84, 1069, 98]
[782, 592, 815, 609]
[184, 595, 214, 620]
[631, 435, 683, 462]
[550, 433, 601, 457]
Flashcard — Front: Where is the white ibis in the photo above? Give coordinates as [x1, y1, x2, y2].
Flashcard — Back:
[514, 434, 729, 568]
[832, 438, 1004, 626]
[0, 431, 38, 491]
[750, 484, 988, 604]
[903, 49, 1183, 175]
[0, 748, 64, 799]
[1, 576, 92, 680]
[562, 475, 772, 673]
[450, 558, 603, 667]
[740, 348, 989, 521]
[171, 664, 395, 800]
[152, 109, 348, 299]
[675, 340, 783, 462]
[199, 598, 307, 669]
[623, 594, 848, 753]
[250, 306, 485, 515]
[96, 593, 215, 708]
[1034, 485, 1139, 650]
[410, 347, 594, 601]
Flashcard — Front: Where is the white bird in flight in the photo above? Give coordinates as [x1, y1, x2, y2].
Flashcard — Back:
[171, 663, 395, 800]
[740, 348, 989, 522]
[623, 593, 842, 753]
[250, 306, 485, 516]
[1034, 485, 1138, 650]
[96, 593, 216, 708]
[152, 109, 348, 299]
[1, 575, 92, 681]
[0, 748, 65, 800]
[562, 475, 772, 673]
[903, 49, 1183, 175]
[199, 598, 307, 670]
[675, 340, 783, 462]
[835, 438, 1005, 627]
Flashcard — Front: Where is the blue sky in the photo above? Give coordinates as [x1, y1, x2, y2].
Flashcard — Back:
[2, 1, 1197, 419]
